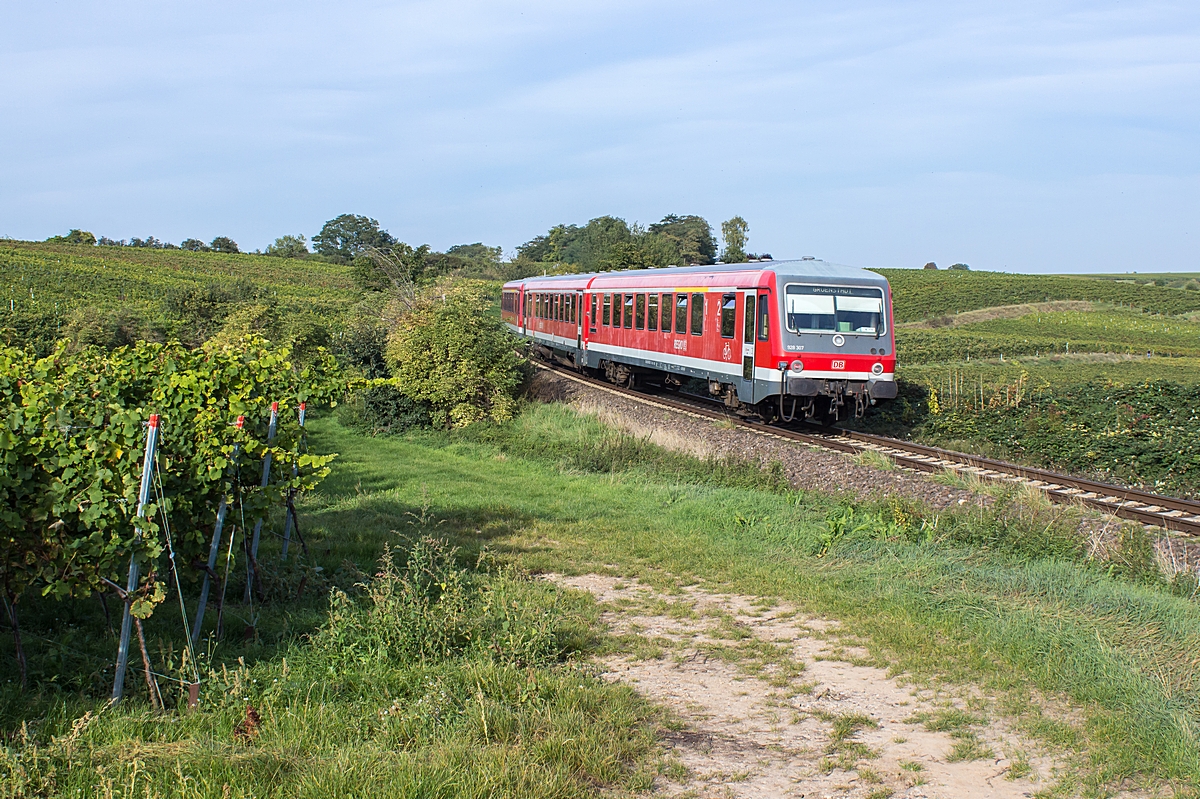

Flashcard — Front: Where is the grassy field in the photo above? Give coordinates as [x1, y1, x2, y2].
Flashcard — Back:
[4, 405, 1200, 796]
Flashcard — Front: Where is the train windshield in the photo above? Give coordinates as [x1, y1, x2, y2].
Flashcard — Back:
[785, 285, 884, 335]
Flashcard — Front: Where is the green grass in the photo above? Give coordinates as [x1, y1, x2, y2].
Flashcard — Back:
[356, 407, 1200, 789]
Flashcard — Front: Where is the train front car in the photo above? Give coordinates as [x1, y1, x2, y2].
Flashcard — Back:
[763, 259, 896, 421]
[502, 259, 897, 423]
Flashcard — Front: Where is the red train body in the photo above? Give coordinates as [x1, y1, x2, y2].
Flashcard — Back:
[502, 260, 897, 420]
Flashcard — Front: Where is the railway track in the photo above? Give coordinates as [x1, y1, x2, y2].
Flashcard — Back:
[536, 361, 1200, 535]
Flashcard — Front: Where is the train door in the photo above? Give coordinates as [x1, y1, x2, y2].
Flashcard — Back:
[575, 290, 584, 359]
[755, 289, 773, 385]
[739, 290, 756, 402]
[519, 289, 526, 335]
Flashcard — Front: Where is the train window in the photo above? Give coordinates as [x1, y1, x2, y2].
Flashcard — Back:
[623, 294, 634, 329]
[648, 293, 658, 331]
[661, 293, 673, 332]
[720, 294, 736, 338]
[743, 294, 756, 342]
[602, 294, 611, 326]
[690, 293, 704, 336]
[590, 294, 597, 331]
[675, 293, 688, 332]
[556, 294, 563, 321]
[635, 294, 646, 330]
[758, 293, 769, 340]
[570, 295, 576, 324]
[785, 285, 885, 335]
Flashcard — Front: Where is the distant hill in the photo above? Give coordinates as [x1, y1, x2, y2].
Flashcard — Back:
[873, 268, 1200, 322]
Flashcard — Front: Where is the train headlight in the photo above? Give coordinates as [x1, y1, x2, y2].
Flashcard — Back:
[790, 360, 804, 372]
[872, 362, 884, 376]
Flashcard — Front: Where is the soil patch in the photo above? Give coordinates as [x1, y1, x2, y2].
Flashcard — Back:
[551, 573, 1068, 798]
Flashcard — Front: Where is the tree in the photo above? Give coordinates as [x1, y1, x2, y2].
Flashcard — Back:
[446, 243, 502, 264]
[649, 215, 716, 265]
[46, 230, 96, 246]
[210, 236, 240, 253]
[386, 280, 524, 427]
[353, 242, 433, 293]
[181, 238, 209, 252]
[313, 214, 394, 261]
[923, 262, 938, 270]
[948, 263, 970, 271]
[266, 234, 309, 258]
[720, 217, 749, 264]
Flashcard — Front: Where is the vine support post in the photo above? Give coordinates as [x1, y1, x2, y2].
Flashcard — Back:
[191, 415, 245, 651]
[112, 413, 159, 703]
[245, 402, 278, 602]
[280, 403, 304, 562]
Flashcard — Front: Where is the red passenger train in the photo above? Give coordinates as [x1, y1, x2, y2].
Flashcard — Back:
[501, 259, 897, 420]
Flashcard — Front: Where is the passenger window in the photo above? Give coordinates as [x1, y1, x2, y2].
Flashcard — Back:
[555, 295, 561, 321]
[675, 293, 688, 332]
[648, 293, 658, 331]
[744, 294, 756, 342]
[635, 293, 645, 330]
[624, 294, 634, 329]
[661, 293, 673, 332]
[603, 294, 611, 326]
[690, 293, 704, 336]
[758, 293, 769, 340]
[720, 293, 736, 338]
[590, 294, 597, 331]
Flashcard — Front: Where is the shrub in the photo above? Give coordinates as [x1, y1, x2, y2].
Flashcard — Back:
[385, 281, 525, 427]
[338, 383, 432, 434]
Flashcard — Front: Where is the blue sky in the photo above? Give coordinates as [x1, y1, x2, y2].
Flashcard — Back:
[2, 1, 1198, 273]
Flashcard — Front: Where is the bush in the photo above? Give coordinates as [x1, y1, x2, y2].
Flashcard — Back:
[339, 383, 432, 434]
[386, 281, 525, 427]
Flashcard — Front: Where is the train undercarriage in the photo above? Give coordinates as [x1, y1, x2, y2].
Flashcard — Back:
[533, 343, 885, 423]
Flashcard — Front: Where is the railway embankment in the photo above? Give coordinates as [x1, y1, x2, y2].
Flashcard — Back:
[529, 368, 983, 512]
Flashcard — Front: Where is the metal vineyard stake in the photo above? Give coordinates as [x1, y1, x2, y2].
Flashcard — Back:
[111, 413, 159, 702]
[245, 402, 278, 602]
[280, 403, 304, 561]
[191, 415, 245, 650]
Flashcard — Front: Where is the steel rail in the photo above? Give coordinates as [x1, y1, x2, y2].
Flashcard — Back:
[535, 361, 1200, 535]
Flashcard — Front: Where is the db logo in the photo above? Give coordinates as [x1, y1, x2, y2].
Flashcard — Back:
[722, 342, 732, 361]
[831, 360, 845, 370]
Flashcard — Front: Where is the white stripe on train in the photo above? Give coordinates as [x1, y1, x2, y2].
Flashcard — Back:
[507, 323, 895, 383]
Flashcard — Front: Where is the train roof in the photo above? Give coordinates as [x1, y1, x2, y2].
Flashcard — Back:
[506, 259, 888, 291]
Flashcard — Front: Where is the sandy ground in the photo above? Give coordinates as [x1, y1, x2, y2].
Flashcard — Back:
[549, 573, 1066, 799]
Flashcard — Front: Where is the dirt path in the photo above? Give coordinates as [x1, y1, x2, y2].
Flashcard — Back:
[550, 574, 1064, 799]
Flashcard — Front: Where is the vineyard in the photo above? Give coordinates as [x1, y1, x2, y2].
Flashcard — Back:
[0, 241, 362, 353]
[896, 307, 1200, 364]
[0, 338, 343, 693]
[874, 267, 1200, 322]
